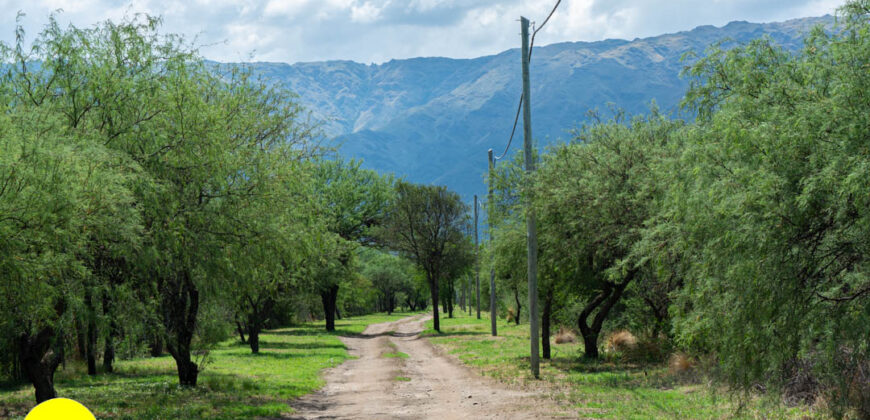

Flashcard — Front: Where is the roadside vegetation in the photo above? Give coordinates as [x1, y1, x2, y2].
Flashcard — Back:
[477, 2, 869, 418]
[0, 312, 414, 419]
[1, 1, 867, 419]
[426, 312, 817, 419]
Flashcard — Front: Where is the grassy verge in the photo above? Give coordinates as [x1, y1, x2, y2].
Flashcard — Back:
[423, 311, 820, 419]
[1, 311, 417, 419]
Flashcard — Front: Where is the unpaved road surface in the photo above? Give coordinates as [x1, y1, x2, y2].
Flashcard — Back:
[287, 314, 564, 419]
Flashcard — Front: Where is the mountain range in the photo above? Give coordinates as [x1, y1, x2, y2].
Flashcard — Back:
[241, 16, 830, 200]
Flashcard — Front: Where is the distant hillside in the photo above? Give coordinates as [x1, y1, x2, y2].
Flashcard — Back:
[241, 16, 831, 199]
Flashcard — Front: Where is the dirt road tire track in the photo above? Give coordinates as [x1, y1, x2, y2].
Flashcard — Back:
[286, 314, 565, 419]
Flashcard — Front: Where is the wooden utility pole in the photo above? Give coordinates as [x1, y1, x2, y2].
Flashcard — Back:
[474, 195, 481, 319]
[487, 149, 498, 337]
[521, 16, 540, 379]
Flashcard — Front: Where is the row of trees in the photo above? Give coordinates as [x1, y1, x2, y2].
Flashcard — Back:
[485, 2, 868, 416]
[0, 15, 477, 404]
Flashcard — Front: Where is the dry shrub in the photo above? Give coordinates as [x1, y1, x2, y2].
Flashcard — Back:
[554, 326, 576, 344]
[623, 336, 668, 363]
[505, 307, 516, 323]
[782, 357, 821, 406]
[605, 330, 637, 353]
[669, 352, 696, 374]
[835, 347, 870, 418]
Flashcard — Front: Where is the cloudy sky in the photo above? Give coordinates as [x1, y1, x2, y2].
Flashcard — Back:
[0, 0, 843, 64]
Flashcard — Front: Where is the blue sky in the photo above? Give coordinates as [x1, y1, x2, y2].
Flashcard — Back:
[0, 0, 844, 64]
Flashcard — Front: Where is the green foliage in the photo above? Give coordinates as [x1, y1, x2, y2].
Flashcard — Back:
[380, 181, 471, 330]
[425, 312, 813, 419]
[663, 2, 870, 414]
[0, 12, 321, 393]
[359, 248, 416, 313]
[0, 313, 409, 419]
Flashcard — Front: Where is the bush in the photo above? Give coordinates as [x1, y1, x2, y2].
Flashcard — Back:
[669, 353, 696, 375]
[554, 326, 576, 344]
[604, 330, 637, 354]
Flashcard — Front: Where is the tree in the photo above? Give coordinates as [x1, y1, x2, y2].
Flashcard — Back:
[312, 158, 393, 331]
[662, 2, 870, 414]
[380, 182, 470, 332]
[0, 105, 139, 402]
[0, 15, 317, 390]
[439, 232, 474, 319]
[535, 110, 682, 359]
[360, 249, 414, 314]
[492, 223, 527, 325]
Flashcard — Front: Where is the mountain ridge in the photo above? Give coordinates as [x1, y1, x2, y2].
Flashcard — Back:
[236, 15, 832, 199]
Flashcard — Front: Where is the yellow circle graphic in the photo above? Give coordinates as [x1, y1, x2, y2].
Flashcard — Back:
[25, 398, 96, 420]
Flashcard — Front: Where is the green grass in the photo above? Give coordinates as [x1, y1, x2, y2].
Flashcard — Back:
[394, 376, 411, 382]
[382, 351, 409, 359]
[424, 311, 821, 420]
[0, 311, 418, 419]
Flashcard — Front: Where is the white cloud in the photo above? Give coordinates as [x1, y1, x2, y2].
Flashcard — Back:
[263, 0, 310, 18]
[0, 0, 844, 64]
[350, 1, 381, 23]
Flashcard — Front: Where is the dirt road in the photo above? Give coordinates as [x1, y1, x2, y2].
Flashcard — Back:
[287, 314, 563, 419]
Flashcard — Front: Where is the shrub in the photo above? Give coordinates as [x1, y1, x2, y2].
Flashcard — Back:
[605, 330, 637, 353]
[669, 353, 695, 374]
[554, 326, 576, 344]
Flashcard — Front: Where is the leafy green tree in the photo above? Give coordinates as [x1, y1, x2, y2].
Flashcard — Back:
[312, 158, 393, 330]
[0, 105, 139, 401]
[492, 222, 527, 325]
[380, 182, 470, 332]
[535, 111, 682, 359]
[226, 172, 313, 354]
[663, 2, 870, 414]
[360, 249, 414, 314]
[1, 15, 317, 390]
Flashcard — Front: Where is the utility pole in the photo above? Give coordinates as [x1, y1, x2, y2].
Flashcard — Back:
[521, 16, 540, 379]
[474, 195, 481, 319]
[487, 149, 498, 337]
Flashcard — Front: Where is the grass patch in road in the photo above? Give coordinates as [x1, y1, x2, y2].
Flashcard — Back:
[382, 351, 409, 359]
[0, 311, 420, 419]
[394, 376, 411, 382]
[424, 311, 818, 419]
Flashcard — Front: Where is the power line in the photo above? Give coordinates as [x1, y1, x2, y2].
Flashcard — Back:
[495, 96, 523, 161]
[530, 0, 561, 57]
[494, 0, 562, 161]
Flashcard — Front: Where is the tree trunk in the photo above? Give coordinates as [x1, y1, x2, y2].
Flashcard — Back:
[461, 279, 466, 312]
[236, 321, 247, 344]
[149, 333, 163, 357]
[18, 327, 63, 403]
[102, 335, 115, 373]
[102, 292, 117, 373]
[85, 291, 97, 375]
[159, 271, 200, 386]
[577, 270, 636, 360]
[429, 275, 440, 332]
[514, 287, 522, 325]
[447, 280, 454, 318]
[582, 332, 599, 359]
[321, 284, 339, 332]
[248, 326, 260, 354]
[173, 353, 198, 386]
[542, 287, 552, 360]
[75, 316, 87, 360]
